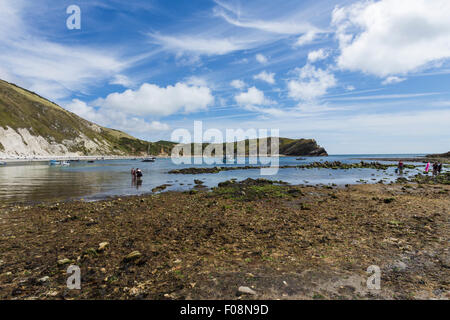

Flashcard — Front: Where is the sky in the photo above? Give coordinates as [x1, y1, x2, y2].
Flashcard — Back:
[0, 0, 449, 154]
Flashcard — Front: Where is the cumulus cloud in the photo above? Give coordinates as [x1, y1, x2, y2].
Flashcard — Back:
[253, 71, 275, 84]
[256, 54, 268, 64]
[382, 76, 406, 85]
[288, 64, 337, 102]
[66, 99, 170, 134]
[332, 0, 450, 77]
[230, 79, 246, 89]
[307, 49, 329, 63]
[235, 87, 271, 107]
[295, 31, 317, 46]
[95, 82, 214, 117]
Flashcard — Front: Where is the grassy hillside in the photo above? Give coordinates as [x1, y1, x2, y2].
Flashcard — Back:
[0, 79, 175, 156]
[180, 137, 327, 156]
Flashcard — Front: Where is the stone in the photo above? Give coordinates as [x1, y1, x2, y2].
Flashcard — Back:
[97, 242, 109, 252]
[57, 258, 72, 266]
[38, 276, 50, 283]
[392, 261, 407, 271]
[123, 251, 142, 262]
[238, 286, 257, 295]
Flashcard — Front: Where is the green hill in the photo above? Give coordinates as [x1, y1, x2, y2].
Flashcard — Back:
[0, 79, 174, 157]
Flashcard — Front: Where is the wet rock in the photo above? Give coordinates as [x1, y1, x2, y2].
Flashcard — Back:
[123, 251, 142, 262]
[194, 179, 204, 185]
[238, 286, 257, 295]
[57, 258, 72, 266]
[392, 261, 407, 271]
[97, 242, 109, 252]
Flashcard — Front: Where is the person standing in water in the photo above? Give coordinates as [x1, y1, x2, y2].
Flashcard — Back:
[425, 162, 431, 173]
[397, 160, 404, 174]
[437, 162, 442, 175]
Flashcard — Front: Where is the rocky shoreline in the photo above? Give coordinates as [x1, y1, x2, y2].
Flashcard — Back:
[0, 177, 448, 300]
[168, 161, 418, 174]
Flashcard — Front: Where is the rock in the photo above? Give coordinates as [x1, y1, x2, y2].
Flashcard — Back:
[238, 286, 257, 295]
[0, 259, 4, 267]
[392, 261, 407, 271]
[57, 258, 72, 266]
[123, 251, 142, 262]
[194, 179, 204, 185]
[97, 242, 109, 252]
[38, 276, 50, 283]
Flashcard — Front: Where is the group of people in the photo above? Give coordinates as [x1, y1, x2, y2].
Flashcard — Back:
[425, 162, 443, 176]
[397, 160, 443, 176]
[131, 168, 143, 179]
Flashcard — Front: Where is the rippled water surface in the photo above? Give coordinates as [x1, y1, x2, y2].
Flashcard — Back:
[0, 155, 431, 204]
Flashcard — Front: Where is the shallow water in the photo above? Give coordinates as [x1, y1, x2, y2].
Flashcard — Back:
[0, 154, 430, 204]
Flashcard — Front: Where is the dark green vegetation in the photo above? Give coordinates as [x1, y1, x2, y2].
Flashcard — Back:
[410, 172, 450, 185]
[0, 79, 174, 156]
[181, 137, 327, 157]
[426, 151, 450, 158]
[0, 180, 448, 300]
[169, 161, 418, 174]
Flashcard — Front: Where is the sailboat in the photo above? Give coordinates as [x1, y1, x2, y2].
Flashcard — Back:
[142, 143, 156, 162]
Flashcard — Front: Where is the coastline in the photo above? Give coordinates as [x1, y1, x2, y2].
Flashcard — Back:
[0, 178, 448, 300]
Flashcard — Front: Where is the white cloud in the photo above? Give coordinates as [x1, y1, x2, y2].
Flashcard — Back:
[96, 82, 214, 117]
[110, 74, 134, 88]
[230, 79, 246, 89]
[288, 64, 337, 102]
[149, 33, 248, 56]
[214, 7, 318, 35]
[0, 1, 129, 100]
[253, 71, 275, 84]
[333, 0, 450, 77]
[382, 76, 406, 85]
[346, 85, 356, 91]
[235, 87, 271, 107]
[307, 49, 329, 63]
[256, 54, 268, 64]
[295, 31, 317, 46]
[66, 99, 170, 134]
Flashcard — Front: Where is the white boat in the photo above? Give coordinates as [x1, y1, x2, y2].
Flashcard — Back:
[49, 160, 70, 166]
[0, 161, 6, 166]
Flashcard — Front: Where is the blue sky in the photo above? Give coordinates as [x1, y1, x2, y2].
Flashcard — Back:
[1, 0, 449, 154]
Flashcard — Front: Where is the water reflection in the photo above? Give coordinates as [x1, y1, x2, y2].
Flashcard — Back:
[0, 155, 428, 205]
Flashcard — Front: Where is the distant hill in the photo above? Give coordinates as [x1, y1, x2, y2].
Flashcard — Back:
[0, 79, 174, 157]
[426, 151, 450, 158]
[180, 137, 328, 157]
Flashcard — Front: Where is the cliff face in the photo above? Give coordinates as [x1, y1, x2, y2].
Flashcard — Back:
[0, 79, 174, 158]
[426, 151, 450, 158]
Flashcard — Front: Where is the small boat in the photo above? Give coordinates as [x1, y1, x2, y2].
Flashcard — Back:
[296, 157, 306, 160]
[142, 157, 156, 162]
[0, 161, 6, 166]
[49, 160, 70, 166]
[87, 160, 95, 163]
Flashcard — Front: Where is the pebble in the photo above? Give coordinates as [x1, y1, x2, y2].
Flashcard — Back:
[38, 276, 50, 283]
[97, 242, 109, 252]
[238, 286, 257, 295]
[123, 251, 142, 262]
[57, 258, 71, 266]
[392, 260, 407, 271]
